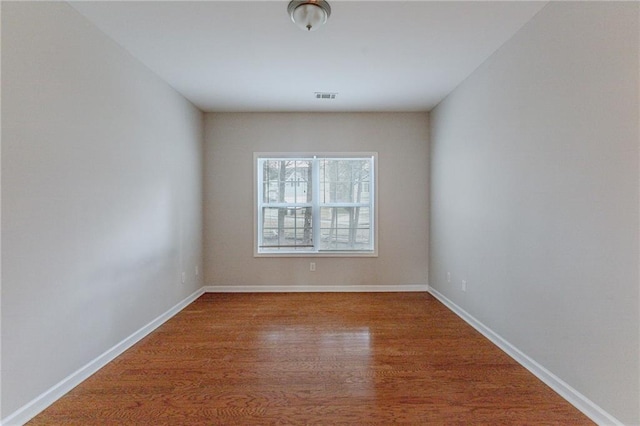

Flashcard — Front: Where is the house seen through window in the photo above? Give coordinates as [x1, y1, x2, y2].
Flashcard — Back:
[256, 154, 376, 255]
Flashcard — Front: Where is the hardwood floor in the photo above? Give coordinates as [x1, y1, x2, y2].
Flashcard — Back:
[30, 292, 593, 425]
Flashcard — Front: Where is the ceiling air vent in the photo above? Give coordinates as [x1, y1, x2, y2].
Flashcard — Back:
[315, 92, 337, 100]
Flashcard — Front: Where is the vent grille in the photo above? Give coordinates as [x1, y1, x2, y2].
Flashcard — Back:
[315, 92, 337, 100]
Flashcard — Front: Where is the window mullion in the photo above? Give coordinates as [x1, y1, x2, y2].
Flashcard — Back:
[265, 203, 313, 208]
[369, 156, 375, 250]
[319, 203, 369, 208]
[312, 156, 321, 252]
[256, 159, 264, 249]
[369, 156, 378, 249]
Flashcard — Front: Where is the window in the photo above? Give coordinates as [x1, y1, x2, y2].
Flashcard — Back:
[255, 153, 376, 256]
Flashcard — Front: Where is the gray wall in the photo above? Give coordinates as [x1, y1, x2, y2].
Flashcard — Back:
[429, 2, 639, 424]
[1, 2, 204, 417]
[204, 113, 429, 289]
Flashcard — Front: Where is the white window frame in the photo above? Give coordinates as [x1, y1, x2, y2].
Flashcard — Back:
[254, 152, 378, 257]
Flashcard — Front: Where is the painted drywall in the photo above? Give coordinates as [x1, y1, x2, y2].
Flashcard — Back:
[204, 113, 429, 288]
[430, 2, 639, 424]
[1, 2, 204, 418]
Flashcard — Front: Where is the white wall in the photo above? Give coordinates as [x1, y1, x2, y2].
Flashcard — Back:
[1, 2, 203, 418]
[430, 2, 639, 424]
[204, 113, 429, 289]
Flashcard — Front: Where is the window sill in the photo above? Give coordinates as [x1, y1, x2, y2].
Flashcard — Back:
[254, 251, 378, 258]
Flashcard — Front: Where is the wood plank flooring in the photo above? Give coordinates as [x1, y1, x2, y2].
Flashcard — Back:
[29, 292, 593, 425]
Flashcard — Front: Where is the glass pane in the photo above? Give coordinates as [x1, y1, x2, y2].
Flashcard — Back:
[263, 159, 312, 204]
[262, 207, 313, 249]
[319, 207, 371, 250]
[320, 159, 371, 203]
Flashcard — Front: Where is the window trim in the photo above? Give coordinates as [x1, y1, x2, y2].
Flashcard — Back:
[254, 152, 378, 258]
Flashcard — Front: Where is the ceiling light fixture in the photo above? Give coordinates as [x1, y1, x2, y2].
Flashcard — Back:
[287, 0, 331, 32]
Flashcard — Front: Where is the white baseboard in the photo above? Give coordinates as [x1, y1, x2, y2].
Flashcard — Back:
[427, 286, 622, 426]
[1, 287, 205, 426]
[204, 284, 428, 293]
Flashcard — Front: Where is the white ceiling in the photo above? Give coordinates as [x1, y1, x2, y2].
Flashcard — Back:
[69, 1, 547, 112]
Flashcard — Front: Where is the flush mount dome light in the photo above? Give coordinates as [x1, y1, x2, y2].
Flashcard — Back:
[288, 0, 331, 32]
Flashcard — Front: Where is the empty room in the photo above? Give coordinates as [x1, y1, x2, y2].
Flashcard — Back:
[1, 1, 638, 425]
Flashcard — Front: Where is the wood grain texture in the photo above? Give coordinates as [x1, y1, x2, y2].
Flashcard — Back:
[29, 292, 593, 425]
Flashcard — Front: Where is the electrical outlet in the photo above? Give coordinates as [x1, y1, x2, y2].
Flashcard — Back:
[310, 262, 316, 272]
[181, 272, 186, 284]
[195, 265, 199, 276]
[447, 272, 451, 283]
[461, 280, 467, 292]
